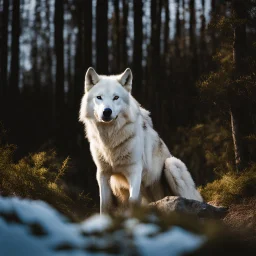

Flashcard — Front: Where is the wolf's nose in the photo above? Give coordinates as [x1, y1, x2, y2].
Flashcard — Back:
[103, 108, 112, 118]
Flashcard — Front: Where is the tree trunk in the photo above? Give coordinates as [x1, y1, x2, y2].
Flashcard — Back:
[201, 0, 206, 33]
[133, 0, 143, 97]
[32, 0, 41, 94]
[96, 0, 108, 74]
[73, 0, 92, 119]
[150, 0, 162, 76]
[175, 0, 180, 39]
[200, 0, 206, 32]
[1, 0, 9, 99]
[67, 34, 72, 99]
[175, 0, 180, 56]
[74, 1, 83, 109]
[230, 108, 244, 172]
[154, 0, 162, 67]
[189, 0, 196, 51]
[113, 0, 120, 72]
[54, 0, 64, 145]
[211, 0, 215, 10]
[83, 0, 92, 71]
[232, 0, 247, 75]
[9, 0, 20, 95]
[45, 0, 53, 127]
[210, 0, 218, 55]
[120, 0, 128, 70]
[54, 0, 64, 105]
[230, 0, 248, 172]
[150, 0, 162, 130]
[151, 0, 156, 37]
[200, 0, 206, 73]
[189, 0, 198, 78]
[164, 0, 170, 57]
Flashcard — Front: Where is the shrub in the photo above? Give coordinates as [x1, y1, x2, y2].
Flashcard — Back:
[200, 165, 256, 205]
[0, 125, 91, 220]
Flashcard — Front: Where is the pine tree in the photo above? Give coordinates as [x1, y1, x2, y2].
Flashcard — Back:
[199, 0, 256, 172]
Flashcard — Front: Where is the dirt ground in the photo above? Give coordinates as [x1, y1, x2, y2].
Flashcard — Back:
[207, 197, 256, 246]
[222, 197, 256, 244]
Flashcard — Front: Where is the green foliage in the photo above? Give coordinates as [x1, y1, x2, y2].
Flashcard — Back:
[199, 10, 256, 109]
[198, 46, 233, 107]
[214, 16, 247, 32]
[200, 165, 256, 205]
[199, 59, 256, 109]
[198, 47, 235, 109]
[0, 125, 91, 220]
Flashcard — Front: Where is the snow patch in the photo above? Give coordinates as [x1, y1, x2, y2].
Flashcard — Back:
[0, 196, 206, 255]
[134, 226, 205, 256]
[80, 214, 112, 234]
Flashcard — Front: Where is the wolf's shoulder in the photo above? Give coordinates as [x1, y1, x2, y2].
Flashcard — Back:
[139, 107, 153, 128]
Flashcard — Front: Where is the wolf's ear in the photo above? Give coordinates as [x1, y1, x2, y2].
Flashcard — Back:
[85, 67, 100, 92]
[117, 68, 133, 92]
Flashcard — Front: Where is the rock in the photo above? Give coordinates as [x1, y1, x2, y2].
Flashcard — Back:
[149, 196, 228, 219]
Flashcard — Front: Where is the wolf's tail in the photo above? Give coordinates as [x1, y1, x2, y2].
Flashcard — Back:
[164, 156, 203, 202]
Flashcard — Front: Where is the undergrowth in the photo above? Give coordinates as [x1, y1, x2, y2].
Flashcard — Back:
[0, 125, 91, 220]
[200, 165, 256, 206]
[171, 119, 234, 185]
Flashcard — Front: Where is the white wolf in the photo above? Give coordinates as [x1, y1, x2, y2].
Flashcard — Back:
[79, 67, 203, 213]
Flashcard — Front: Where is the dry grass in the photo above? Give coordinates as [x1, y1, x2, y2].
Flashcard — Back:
[200, 167, 256, 245]
[200, 166, 256, 206]
[0, 126, 92, 220]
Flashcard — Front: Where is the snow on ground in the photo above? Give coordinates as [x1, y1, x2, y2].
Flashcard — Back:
[0, 196, 206, 255]
[80, 214, 112, 234]
[134, 226, 205, 256]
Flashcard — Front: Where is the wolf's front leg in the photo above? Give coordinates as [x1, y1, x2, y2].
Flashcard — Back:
[96, 171, 112, 214]
[125, 164, 142, 203]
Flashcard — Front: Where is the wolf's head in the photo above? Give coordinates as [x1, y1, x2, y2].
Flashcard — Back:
[79, 67, 133, 124]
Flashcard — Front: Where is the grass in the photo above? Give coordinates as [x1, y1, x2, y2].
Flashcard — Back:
[200, 165, 256, 206]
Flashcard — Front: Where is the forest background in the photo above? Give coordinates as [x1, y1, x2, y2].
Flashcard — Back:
[0, 0, 256, 218]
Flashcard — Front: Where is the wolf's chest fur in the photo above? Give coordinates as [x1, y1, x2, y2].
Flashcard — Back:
[88, 118, 140, 168]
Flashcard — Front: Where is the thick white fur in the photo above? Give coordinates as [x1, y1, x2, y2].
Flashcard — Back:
[164, 158, 203, 201]
[79, 68, 203, 213]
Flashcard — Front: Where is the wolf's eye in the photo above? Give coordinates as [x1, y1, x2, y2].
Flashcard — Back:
[113, 96, 119, 101]
[97, 96, 102, 100]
